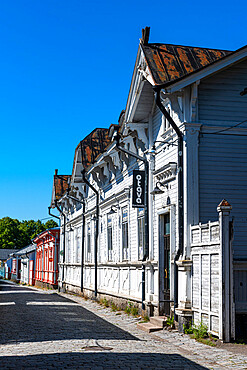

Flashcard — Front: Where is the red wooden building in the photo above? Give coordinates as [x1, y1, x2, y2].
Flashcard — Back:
[33, 227, 60, 288]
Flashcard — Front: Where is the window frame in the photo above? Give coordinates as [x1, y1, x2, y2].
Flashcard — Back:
[137, 208, 145, 260]
[122, 207, 129, 261]
[107, 214, 113, 261]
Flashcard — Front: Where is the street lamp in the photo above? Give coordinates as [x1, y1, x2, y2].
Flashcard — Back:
[150, 181, 168, 195]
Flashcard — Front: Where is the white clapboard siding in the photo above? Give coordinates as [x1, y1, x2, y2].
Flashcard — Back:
[153, 106, 162, 140]
[198, 59, 247, 125]
[199, 133, 247, 259]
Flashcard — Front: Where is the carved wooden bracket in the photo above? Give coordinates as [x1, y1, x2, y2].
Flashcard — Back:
[154, 162, 177, 183]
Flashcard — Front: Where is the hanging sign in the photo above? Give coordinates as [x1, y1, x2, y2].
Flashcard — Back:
[132, 170, 145, 208]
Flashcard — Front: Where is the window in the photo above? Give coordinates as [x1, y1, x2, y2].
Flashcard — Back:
[138, 208, 145, 260]
[87, 223, 91, 262]
[122, 207, 129, 260]
[107, 215, 113, 261]
[66, 232, 71, 263]
[76, 228, 81, 263]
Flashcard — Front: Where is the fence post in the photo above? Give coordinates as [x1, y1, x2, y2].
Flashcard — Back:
[217, 199, 233, 342]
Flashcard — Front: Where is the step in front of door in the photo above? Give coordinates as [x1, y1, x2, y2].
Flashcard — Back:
[137, 322, 163, 333]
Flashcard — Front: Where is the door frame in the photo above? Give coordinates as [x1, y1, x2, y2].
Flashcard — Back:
[158, 205, 176, 315]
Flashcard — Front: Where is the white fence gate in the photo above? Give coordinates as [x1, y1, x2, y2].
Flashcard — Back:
[191, 201, 235, 342]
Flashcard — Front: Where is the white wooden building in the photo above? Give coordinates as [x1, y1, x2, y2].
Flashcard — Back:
[50, 28, 247, 341]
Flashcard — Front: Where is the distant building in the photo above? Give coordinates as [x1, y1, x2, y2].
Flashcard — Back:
[33, 228, 60, 288]
[0, 249, 18, 279]
[15, 244, 36, 285]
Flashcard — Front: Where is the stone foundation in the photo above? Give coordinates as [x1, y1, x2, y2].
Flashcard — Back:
[35, 280, 57, 290]
[62, 282, 159, 317]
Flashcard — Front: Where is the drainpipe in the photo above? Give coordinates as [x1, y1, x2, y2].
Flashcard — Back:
[53, 201, 66, 292]
[153, 86, 184, 321]
[114, 133, 149, 310]
[82, 169, 99, 298]
[66, 191, 85, 293]
[48, 208, 61, 286]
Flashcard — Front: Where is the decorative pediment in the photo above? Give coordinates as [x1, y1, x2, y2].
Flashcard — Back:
[154, 162, 177, 183]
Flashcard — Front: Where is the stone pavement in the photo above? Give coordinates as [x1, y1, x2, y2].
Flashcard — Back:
[0, 280, 246, 369]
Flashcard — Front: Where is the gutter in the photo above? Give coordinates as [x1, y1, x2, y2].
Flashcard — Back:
[81, 168, 99, 298]
[114, 133, 149, 310]
[66, 190, 85, 294]
[153, 86, 184, 321]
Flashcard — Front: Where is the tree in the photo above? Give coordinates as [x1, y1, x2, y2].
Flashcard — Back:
[44, 219, 58, 229]
[0, 217, 59, 249]
[19, 220, 45, 240]
[0, 217, 26, 249]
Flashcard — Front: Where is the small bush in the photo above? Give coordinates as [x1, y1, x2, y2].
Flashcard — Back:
[110, 302, 118, 312]
[183, 322, 193, 334]
[131, 306, 139, 317]
[165, 315, 175, 328]
[124, 301, 132, 315]
[140, 314, 150, 323]
[100, 298, 110, 308]
[192, 321, 208, 339]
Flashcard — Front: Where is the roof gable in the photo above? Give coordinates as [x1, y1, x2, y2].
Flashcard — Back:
[72, 128, 111, 181]
[142, 43, 231, 86]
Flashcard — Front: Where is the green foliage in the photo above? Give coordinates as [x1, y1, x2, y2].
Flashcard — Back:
[44, 219, 59, 230]
[197, 337, 216, 346]
[183, 322, 193, 334]
[124, 301, 133, 315]
[110, 302, 119, 312]
[140, 315, 150, 323]
[184, 321, 216, 346]
[124, 301, 139, 317]
[192, 321, 208, 339]
[0, 217, 58, 249]
[184, 321, 208, 339]
[100, 298, 110, 308]
[165, 315, 175, 328]
[131, 306, 139, 317]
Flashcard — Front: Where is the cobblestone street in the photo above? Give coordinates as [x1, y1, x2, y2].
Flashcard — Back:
[0, 280, 247, 369]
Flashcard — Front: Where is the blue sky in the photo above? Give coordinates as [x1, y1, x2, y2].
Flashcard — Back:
[0, 0, 246, 221]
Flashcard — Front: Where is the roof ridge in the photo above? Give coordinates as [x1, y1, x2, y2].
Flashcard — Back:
[146, 42, 233, 53]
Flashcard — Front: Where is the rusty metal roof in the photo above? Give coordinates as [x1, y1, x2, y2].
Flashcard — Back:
[142, 43, 232, 86]
[72, 128, 111, 174]
[54, 175, 71, 200]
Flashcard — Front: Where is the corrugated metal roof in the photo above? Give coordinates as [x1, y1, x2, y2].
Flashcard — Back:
[72, 128, 111, 174]
[54, 175, 71, 200]
[142, 43, 232, 86]
[15, 244, 36, 256]
[0, 249, 18, 260]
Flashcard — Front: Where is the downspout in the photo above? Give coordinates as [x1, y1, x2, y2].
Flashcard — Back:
[82, 169, 99, 298]
[48, 208, 61, 286]
[66, 191, 85, 294]
[153, 86, 184, 321]
[53, 201, 66, 292]
[114, 133, 149, 310]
